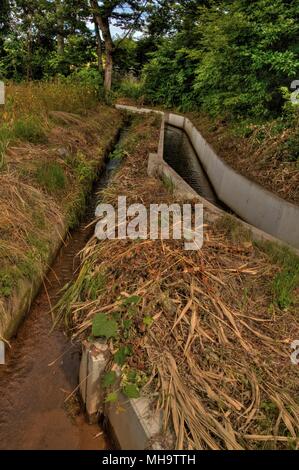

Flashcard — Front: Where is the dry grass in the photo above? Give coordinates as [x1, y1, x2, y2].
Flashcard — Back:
[0, 82, 123, 311]
[55, 114, 299, 450]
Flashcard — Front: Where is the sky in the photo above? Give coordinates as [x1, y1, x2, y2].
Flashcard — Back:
[88, 21, 142, 40]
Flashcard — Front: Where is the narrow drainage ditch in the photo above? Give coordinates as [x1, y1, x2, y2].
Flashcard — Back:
[164, 124, 226, 209]
[0, 130, 127, 450]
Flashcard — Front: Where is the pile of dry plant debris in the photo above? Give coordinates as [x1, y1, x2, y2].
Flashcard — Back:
[56, 114, 299, 450]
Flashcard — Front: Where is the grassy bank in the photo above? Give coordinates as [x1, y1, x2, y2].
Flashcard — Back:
[55, 113, 299, 450]
[187, 111, 299, 205]
[0, 82, 123, 337]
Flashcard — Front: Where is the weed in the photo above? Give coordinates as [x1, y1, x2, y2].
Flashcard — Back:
[67, 151, 95, 182]
[256, 241, 299, 309]
[272, 271, 298, 309]
[83, 271, 106, 301]
[26, 233, 49, 261]
[214, 214, 251, 243]
[35, 162, 66, 193]
[117, 77, 144, 102]
[0, 125, 11, 169]
[161, 174, 174, 193]
[280, 131, 299, 162]
[14, 116, 47, 144]
[18, 253, 39, 279]
[232, 121, 254, 138]
[66, 189, 87, 229]
[31, 211, 46, 230]
[0, 269, 14, 297]
[109, 144, 127, 161]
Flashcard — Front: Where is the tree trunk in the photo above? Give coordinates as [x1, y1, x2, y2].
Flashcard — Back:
[91, 1, 114, 93]
[57, 33, 64, 56]
[26, 21, 33, 81]
[56, 0, 64, 56]
[104, 36, 113, 92]
[93, 14, 103, 74]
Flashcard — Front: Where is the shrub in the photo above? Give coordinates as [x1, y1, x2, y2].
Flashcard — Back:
[117, 76, 144, 101]
[142, 0, 299, 119]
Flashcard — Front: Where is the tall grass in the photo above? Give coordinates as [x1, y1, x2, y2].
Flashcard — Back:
[3, 81, 98, 118]
[0, 81, 100, 167]
[117, 76, 144, 102]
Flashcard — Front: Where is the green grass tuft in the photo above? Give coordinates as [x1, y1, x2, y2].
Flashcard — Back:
[0, 269, 14, 297]
[256, 241, 299, 309]
[13, 116, 47, 144]
[35, 162, 66, 193]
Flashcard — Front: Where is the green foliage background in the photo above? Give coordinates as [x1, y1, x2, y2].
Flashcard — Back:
[142, 0, 299, 119]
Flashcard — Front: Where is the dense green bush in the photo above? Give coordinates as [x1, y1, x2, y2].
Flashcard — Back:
[142, 38, 198, 110]
[142, 0, 299, 119]
[65, 68, 104, 98]
[116, 75, 144, 101]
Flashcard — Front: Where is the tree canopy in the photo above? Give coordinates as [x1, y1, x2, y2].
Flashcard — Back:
[0, 0, 298, 116]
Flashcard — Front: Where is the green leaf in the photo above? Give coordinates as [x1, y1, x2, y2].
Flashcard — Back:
[92, 313, 118, 339]
[122, 295, 142, 306]
[127, 369, 137, 382]
[114, 345, 132, 366]
[143, 316, 154, 327]
[123, 383, 140, 399]
[105, 391, 118, 403]
[102, 371, 117, 388]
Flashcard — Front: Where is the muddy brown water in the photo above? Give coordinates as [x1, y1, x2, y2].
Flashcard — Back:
[0, 158, 121, 450]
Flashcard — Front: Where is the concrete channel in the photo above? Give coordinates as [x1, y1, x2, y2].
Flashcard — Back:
[116, 104, 299, 252]
[76, 105, 299, 451]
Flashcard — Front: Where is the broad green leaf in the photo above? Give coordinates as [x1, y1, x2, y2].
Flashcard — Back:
[122, 295, 142, 306]
[114, 345, 132, 366]
[92, 313, 118, 339]
[123, 383, 140, 399]
[105, 391, 118, 403]
[102, 371, 117, 388]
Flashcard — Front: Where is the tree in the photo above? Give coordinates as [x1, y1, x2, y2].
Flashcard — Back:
[55, 0, 65, 56]
[142, 0, 299, 118]
[90, 0, 149, 92]
[0, 0, 11, 67]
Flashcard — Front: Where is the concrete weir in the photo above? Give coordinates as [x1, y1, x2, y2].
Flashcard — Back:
[116, 104, 299, 252]
[80, 340, 169, 450]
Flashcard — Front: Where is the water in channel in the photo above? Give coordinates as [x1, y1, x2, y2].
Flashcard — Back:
[164, 124, 221, 207]
[0, 152, 122, 450]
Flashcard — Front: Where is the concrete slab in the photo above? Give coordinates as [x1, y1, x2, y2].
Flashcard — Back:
[106, 393, 163, 450]
[79, 339, 110, 423]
